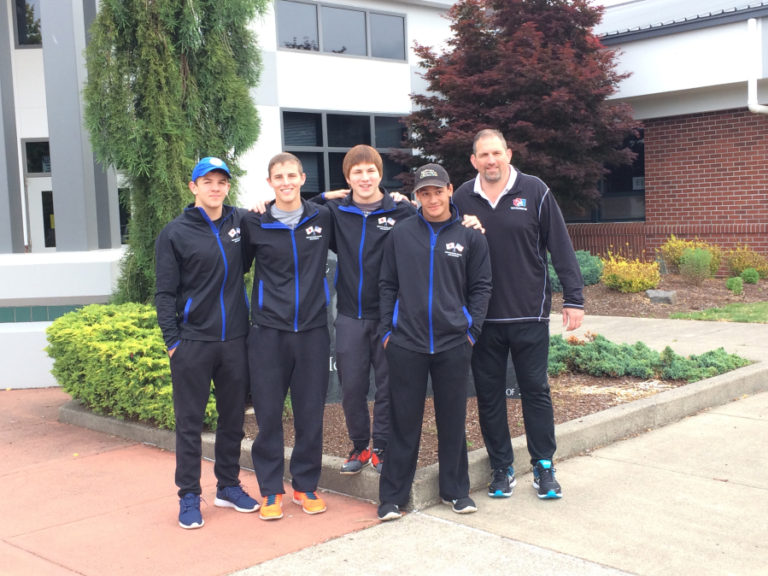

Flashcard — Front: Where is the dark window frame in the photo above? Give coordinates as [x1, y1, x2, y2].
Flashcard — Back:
[13, 0, 43, 48]
[281, 109, 408, 196]
[22, 139, 51, 177]
[276, 0, 407, 62]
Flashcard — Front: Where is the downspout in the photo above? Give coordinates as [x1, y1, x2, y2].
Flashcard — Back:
[748, 18, 768, 114]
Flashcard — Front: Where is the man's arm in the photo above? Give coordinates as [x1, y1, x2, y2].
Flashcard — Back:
[465, 231, 493, 343]
[540, 189, 585, 331]
[378, 234, 399, 348]
[154, 228, 182, 354]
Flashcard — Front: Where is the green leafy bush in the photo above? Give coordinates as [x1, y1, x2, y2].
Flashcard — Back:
[549, 250, 603, 293]
[601, 251, 660, 293]
[46, 303, 217, 430]
[679, 247, 712, 286]
[726, 244, 768, 278]
[660, 234, 722, 276]
[725, 277, 744, 295]
[740, 267, 760, 285]
[548, 334, 750, 382]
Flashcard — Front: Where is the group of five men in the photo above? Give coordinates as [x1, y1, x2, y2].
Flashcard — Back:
[154, 129, 585, 530]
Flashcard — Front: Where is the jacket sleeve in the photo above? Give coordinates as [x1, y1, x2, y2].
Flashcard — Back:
[154, 226, 182, 350]
[465, 230, 493, 343]
[540, 189, 585, 309]
[378, 232, 398, 344]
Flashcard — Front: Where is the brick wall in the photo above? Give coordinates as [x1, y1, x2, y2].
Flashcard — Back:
[566, 107, 768, 272]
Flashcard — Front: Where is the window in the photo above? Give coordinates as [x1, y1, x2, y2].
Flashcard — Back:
[563, 130, 645, 223]
[282, 110, 407, 195]
[23, 140, 51, 175]
[14, 0, 42, 47]
[276, 0, 406, 61]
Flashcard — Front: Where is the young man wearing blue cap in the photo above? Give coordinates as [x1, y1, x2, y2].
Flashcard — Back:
[155, 157, 259, 529]
[377, 163, 492, 521]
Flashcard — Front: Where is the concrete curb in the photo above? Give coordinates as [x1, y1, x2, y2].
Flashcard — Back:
[58, 361, 768, 509]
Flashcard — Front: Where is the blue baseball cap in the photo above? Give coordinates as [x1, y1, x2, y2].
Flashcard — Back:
[191, 157, 231, 181]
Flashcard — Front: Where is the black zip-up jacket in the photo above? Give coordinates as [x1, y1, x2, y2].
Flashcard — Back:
[379, 205, 492, 355]
[154, 204, 250, 350]
[316, 190, 416, 320]
[241, 199, 332, 332]
[453, 168, 584, 324]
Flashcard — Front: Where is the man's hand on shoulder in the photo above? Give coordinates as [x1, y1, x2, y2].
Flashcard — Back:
[461, 214, 485, 234]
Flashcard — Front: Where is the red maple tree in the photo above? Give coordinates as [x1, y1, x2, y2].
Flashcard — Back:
[405, 0, 638, 212]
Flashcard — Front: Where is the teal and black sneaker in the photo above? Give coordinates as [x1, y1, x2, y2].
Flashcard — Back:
[487, 465, 516, 498]
[533, 459, 562, 499]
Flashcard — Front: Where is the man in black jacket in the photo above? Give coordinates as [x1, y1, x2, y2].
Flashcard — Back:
[241, 153, 332, 521]
[319, 145, 417, 476]
[452, 129, 585, 501]
[377, 163, 492, 521]
[155, 157, 259, 530]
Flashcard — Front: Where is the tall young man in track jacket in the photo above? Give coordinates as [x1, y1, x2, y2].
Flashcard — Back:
[155, 157, 259, 530]
[241, 153, 332, 521]
[318, 145, 417, 475]
[377, 163, 492, 522]
[452, 129, 585, 500]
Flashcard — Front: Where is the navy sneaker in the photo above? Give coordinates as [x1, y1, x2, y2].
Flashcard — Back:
[377, 503, 402, 521]
[178, 493, 203, 529]
[442, 496, 477, 514]
[488, 465, 516, 498]
[533, 459, 562, 499]
[215, 485, 260, 512]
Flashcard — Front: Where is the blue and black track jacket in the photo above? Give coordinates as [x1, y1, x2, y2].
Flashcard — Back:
[241, 199, 332, 332]
[154, 204, 250, 351]
[452, 168, 584, 324]
[315, 190, 417, 320]
[379, 205, 492, 355]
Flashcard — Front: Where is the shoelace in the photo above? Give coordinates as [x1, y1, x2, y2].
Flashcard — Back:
[305, 492, 318, 500]
[265, 494, 279, 505]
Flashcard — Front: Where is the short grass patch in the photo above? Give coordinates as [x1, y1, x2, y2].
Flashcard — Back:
[671, 302, 768, 323]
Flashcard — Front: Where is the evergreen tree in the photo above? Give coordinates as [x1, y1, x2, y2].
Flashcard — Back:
[406, 0, 637, 212]
[84, 0, 267, 303]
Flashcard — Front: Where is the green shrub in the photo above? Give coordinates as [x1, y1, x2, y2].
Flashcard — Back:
[601, 251, 660, 293]
[549, 250, 603, 293]
[679, 247, 712, 286]
[725, 277, 744, 295]
[659, 234, 722, 276]
[740, 267, 760, 285]
[726, 244, 768, 278]
[46, 303, 217, 430]
[548, 334, 750, 382]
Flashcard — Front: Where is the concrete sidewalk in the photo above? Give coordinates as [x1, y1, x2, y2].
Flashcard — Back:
[2, 316, 767, 575]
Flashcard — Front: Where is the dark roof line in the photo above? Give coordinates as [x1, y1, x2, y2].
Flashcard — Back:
[600, 4, 768, 45]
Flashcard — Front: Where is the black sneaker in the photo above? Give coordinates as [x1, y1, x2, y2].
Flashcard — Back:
[533, 459, 562, 499]
[377, 503, 402, 521]
[488, 465, 516, 498]
[442, 496, 477, 514]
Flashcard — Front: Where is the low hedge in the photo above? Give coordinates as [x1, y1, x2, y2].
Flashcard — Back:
[46, 303, 216, 430]
[47, 304, 751, 431]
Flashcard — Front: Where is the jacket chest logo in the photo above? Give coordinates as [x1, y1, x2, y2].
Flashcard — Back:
[305, 225, 323, 241]
[376, 216, 396, 231]
[510, 197, 527, 211]
[444, 241, 464, 258]
[228, 227, 241, 243]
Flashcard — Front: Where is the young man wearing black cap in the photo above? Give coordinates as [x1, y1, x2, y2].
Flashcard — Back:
[377, 163, 492, 521]
[155, 157, 259, 530]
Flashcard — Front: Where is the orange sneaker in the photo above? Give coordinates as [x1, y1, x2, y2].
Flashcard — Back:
[292, 490, 327, 514]
[259, 494, 283, 521]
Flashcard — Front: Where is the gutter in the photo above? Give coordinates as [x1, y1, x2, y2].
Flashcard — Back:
[748, 18, 768, 114]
